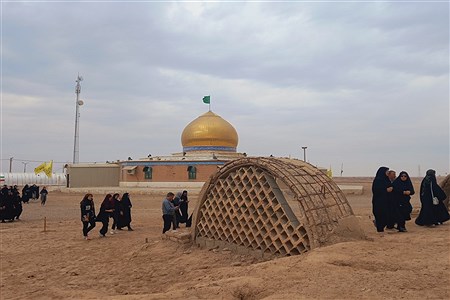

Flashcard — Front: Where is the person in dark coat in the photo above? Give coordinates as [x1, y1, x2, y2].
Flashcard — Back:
[179, 190, 189, 224]
[439, 174, 450, 211]
[97, 194, 114, 237]
[386, 170, 398, 229]
[372, 166, 393, 233]
[40, 187, 48, 206]
[111, 193, 121, 233]
[120, 193, 133, 231]
[31, 184, 39, 200]
[80, 193, 96, 240]
[0, 187, 7, 222]
[22, 185, 31, 204]
[1, 185, 9, 197]
[0, 185, 9, 222]
[172, 192, 182, 229]
[2, 189, 15, 222]
[415, 169, 449, 226]
[392, 171, 415, 232]
[12, 186, 22, 220]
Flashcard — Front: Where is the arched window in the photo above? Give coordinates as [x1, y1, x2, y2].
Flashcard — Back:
[143, 166, 152, 179]
[187, 166, 197, 180]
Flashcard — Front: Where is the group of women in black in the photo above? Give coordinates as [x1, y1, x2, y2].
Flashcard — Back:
[0, 185, 23, 222]
[372, 167, 450, 233]
[80, 192, 133, 240]
[20, 184, 49, 205]
[0, 184, 50, 222]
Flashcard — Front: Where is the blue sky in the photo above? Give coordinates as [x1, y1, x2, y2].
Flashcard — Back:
[1, 1, 449, 176]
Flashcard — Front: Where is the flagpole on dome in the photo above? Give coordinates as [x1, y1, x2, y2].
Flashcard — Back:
[203, 95, 211, 111]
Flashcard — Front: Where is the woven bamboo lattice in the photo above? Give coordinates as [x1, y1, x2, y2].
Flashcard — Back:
[192, 157, 354, 257]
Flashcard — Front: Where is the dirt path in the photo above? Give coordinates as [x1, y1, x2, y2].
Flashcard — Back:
[0, 191, 449, 299]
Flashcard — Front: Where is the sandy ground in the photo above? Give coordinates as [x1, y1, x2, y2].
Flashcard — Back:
[0, 181, 449, 300]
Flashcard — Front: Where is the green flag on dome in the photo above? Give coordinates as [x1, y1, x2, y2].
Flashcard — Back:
[202, 95, 210, 104]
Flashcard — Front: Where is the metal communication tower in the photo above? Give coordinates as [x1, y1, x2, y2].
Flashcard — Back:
[73, 75, 83, 164]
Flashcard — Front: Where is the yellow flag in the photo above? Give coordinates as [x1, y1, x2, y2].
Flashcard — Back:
[34, 162, 47, 175]
[326, 167, 333, 179]
[34, 160, 53, 177]
[43, 160, 53, 178]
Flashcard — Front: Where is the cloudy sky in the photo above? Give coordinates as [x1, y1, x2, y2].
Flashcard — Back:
[1, 1, 449, 176]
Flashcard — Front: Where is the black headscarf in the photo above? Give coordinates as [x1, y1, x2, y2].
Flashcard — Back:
[122, 193, 129, 201]
[393, 171, 414, 194]
[181, 190, 188, 201]
[372, 166, 391, 196]
[122, 193, 132, 207]
[373, 167, 390, 185]
[424, 169, 436, 183]
[421, 169, 437, 197]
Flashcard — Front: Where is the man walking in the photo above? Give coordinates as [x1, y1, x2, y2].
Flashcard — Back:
[162, 192, 178, 233]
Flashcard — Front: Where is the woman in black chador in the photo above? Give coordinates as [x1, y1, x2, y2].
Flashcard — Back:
[172, 192, 182, 229]
[22, 185, 31, 204]
[179, 190, 189, 224]
[415, 169, 449, 226]
[111, 193, 121, 233]
[12, 186, 22, 220]
[96, 194, 114, 237]
[392, 171, 415, 232]
[120, 193, 133, 231]
[372, 166, 393, 233]
[80, 193, 96, 240]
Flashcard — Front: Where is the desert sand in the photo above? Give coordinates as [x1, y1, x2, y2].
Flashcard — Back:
[1, 178, 449, 300]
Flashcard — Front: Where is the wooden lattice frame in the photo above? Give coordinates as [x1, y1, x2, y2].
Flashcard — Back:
[192, 157, 354, 257]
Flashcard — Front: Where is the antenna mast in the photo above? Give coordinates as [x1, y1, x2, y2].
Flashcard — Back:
[73, 75, 83, 164]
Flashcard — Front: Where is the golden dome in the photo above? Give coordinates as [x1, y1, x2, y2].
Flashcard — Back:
[181, 111, 238, 152]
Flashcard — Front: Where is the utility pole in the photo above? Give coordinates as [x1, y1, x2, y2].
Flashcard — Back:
[22, 162, 28, 173]
[301, 146, 307, 162]
[9, 157, 13, 173]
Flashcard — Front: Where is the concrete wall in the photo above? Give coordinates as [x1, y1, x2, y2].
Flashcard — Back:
[68, 164, 120, 188]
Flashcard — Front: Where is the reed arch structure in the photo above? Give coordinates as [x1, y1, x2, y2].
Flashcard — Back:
[192, 157, 357, 257]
